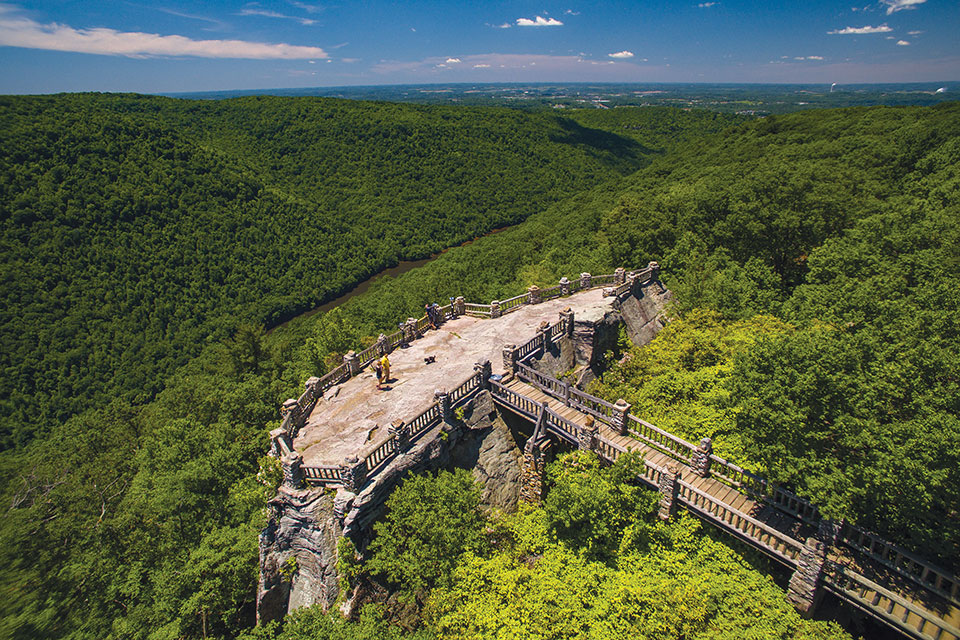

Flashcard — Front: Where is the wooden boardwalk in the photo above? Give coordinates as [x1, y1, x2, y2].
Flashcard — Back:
[497, 376, 960, 640]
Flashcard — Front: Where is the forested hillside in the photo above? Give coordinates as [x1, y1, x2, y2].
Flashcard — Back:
[1, 97, 958, 639]
[0, 95, 733, 448]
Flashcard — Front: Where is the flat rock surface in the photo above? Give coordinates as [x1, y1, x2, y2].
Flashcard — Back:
[296, 288, 617, 466]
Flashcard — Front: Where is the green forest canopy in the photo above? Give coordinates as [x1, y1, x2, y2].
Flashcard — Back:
[0, 96, 958, 639]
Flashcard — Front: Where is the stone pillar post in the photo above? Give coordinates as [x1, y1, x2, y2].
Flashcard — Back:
[474, 359, 492, 390]
[563, 380, 572, 407]
[787, 537, 828, 616]
[436, 388, 452, 423]
[343, 351, 359, 377]
[648, 261, 660, 282]
[539, 321, 552, 352]
[490, 300, 502, 319]
[614, 267, 626, 285]
[270, 428, 289, 457]
[559, 308, 575, 338]
[453, 296, 466, 317]
[528, 285, 541, 305]
[502, 344, 518, 374]
[578, 418, 597, 452]
[519, 439, 551, 505]
[817, 519, 842, 546]
[580, 272, 592, 289]
[611, 399, 631, 436]
[282, 451, 304, 490]
[388, 419, 409, 449]
[658, 464, 680, 520]
[559, 277, 570, 296]
[627, 271, 638, 294]
[340, 455, 368, 493]
[405, 317, 419, 342]
[305, 376, 320, 398]
[281, 398, 300, 434]
[692, 437, 713, 477]
[376, 333, 390, 356]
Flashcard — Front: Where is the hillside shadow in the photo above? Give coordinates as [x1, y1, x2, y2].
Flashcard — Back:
[549, 117, 659, 172]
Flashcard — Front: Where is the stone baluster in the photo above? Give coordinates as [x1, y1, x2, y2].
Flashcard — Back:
[559, 308, 575, 339]
[436, 388, 452, 423]
[611, 399, 631, 436]
[490, 300, 502, 319]
[580, 272, 592, 289]
[376, 333, 390, 356]
[502, 344, 518, 374]
[453, 296, 466, 317]
[340, 455, 368, 493]
[614, 267, 626, 285]
[474, 359, 492, 390]
[787, 537, 827, 616]
[403, 317, 418, 343]
[658, 464, 680, 520]
[282, 451, 305, 490]
[388, 419, 409, 449]
[343, 351, 359, 377]
[528, 285, 541, 305]
[692, 437, 713, 477]
[578, 418, 597, 452]
[559, 277, 570, 296]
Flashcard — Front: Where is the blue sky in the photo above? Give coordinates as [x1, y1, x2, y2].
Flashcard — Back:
[0, 1, 956, 93]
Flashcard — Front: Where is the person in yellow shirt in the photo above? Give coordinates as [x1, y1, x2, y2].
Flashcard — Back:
[379, 354, 391, 385]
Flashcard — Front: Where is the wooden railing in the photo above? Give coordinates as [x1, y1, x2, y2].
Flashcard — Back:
[499, 293, 527, 314]
[626, 415, 697, 465]
[823, 561, 960, 640]
[302, 465, 344, 483]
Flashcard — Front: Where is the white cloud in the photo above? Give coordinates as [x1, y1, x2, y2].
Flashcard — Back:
[238, 6, 316, 25]
[516, 16, 563, 26]
[608, 50, 634, 59]
[473, 63, 490, 68]
[0, 6, 328, 58]
[807, 55, 824, 60]
[491, 22, 511, 28]
[896, 39, 910, 45]
[698, 2, 717, 7]
[446, 57, 461, 63]
[880, 0, 926, 14]
[828, 24, 893, 34]
[288, 1, 326, 14]
[565, 9, 580, 15]
[908, 30, 924, 35]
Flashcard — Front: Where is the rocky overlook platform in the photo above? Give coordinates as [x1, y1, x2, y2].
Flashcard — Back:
[295, 286, 627, 467]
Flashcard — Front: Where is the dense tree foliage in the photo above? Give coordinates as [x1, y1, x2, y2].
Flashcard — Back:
[1, 95, 958, 638]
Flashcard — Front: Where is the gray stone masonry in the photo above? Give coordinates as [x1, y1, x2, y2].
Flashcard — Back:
[343, 351, 360, 377]
[283, 451, 305, 489]
[475, 359, 492, 390]
[282, 398, 300, 420]
[539, 321, 552, 352]
[692, 437, 713, 477]
[490, 300, 502, 318]
[376, 334, 389, 356]
[341, 455, 368, 493]
[528, 284, 541, 305]
[503, 344, 518, 373]
[436, 388, 452, 423]
[787, 537, 828, 616]
[454, 296, 466, 317]
[611, 399, 631, 436]
[404, 317, 419, 342]
[560, 308, 575, 338]
[817, 519, 842, 546]
[519, 438, 550, 505]
[559, 277, 570, 296]
[658, 463, 680, 521]
[578, 418, 598, 452]
[580, 272, 592, 289]
[305, 376, 320, 397]
[271, 428, 290, 457]
[388, 420, 408, 449]
[614, 267, 626, 285]
[648, 261, 660, 282]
